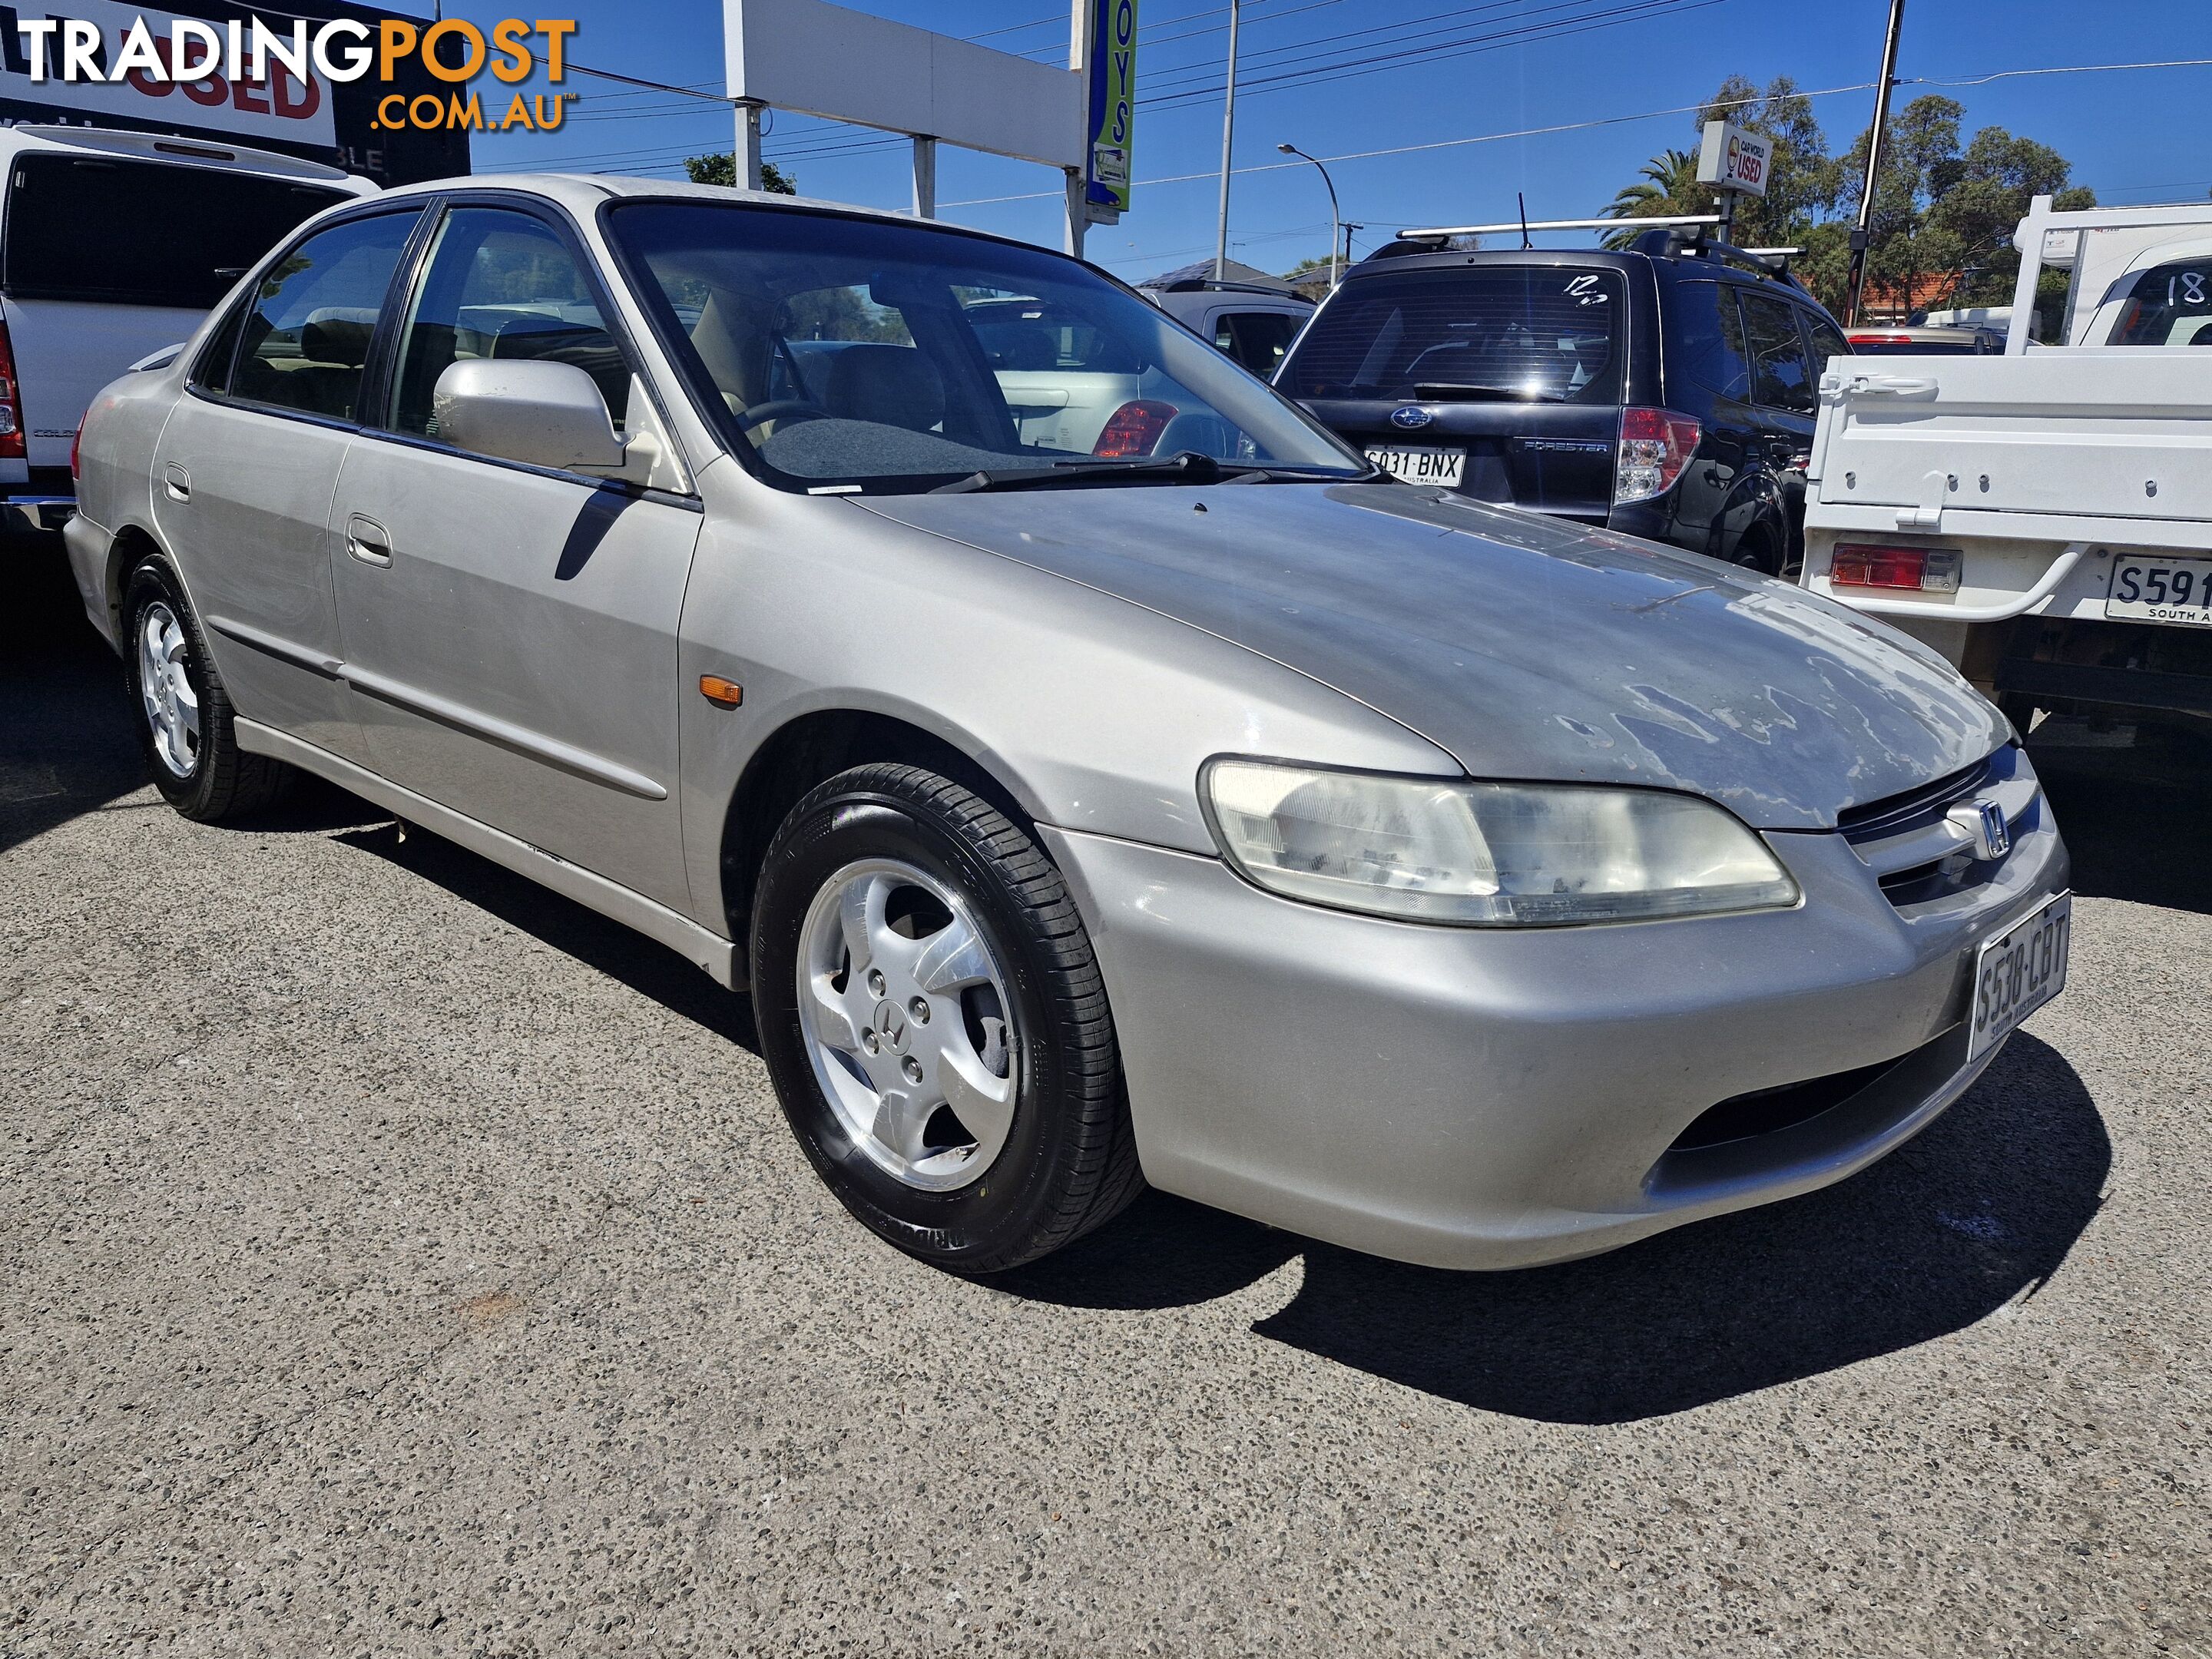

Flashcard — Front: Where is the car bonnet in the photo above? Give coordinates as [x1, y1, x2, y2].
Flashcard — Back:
[856, 482, 2010, 832]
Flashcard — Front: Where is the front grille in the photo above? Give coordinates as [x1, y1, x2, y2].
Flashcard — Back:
[1836, 751, 1998, 843]
[1669, 1055, 1909, 1151]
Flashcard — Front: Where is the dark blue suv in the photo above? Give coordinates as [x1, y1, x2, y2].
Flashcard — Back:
[1276, 230, 1853, 578]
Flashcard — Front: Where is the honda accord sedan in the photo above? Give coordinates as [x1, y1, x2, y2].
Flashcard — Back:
[65, 175, 2071, 1274]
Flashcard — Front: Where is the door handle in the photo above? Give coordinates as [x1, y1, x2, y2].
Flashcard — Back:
[162, 463, 190, 502]
[346, 514, 392, 568]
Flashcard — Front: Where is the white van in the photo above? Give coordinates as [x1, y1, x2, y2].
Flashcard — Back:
[0, 124, 374, 532]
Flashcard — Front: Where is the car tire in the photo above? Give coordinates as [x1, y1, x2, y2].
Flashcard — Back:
[751, 763, 1142, 1273]
[122, 556, 295, 822]
[1730, 522, 1785, 579]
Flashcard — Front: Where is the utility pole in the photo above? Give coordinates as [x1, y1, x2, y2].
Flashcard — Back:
[1845, 0, 1906, 326]
[1213, 0, 1241, 282]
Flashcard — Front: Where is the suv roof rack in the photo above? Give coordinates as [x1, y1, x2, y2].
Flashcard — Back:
[1624, 225, 1806, 287]
[1141, 276, 1312, 301]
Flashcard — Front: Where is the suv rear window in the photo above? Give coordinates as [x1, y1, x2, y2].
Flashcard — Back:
[3, 154, 350, 309]
[2111, 257, 2212, 346]
[1281, 266, 1627, 405]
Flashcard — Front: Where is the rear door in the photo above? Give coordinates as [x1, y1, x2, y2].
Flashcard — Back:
[1, 151, 353, 478]
[1278, 263, 1626, 521]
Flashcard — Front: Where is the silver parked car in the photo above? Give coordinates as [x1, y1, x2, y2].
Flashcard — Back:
[65, 176, 2072, 1274]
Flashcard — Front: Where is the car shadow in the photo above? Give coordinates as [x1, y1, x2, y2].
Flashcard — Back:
[2028, 727, 2212, 916]
[996, 1034, 2106, 1424]
[331, 822, 759, 1053]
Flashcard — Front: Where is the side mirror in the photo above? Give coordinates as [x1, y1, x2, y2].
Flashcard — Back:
[432, 359, 630, 475]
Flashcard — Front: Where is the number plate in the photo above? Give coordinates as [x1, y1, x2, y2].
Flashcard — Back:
[1364, 444, 1465, 487]
[2106, 555, 2212, 628]
[1967, 891, 2071, 1063]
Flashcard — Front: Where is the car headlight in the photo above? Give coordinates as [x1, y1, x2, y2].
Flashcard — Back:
[1202, 760, 1800, 926]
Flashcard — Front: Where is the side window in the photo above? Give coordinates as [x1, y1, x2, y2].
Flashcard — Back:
[1804, 315, 1852, 376]
[388, 207, 631, 443]
[1669, 280, 1750, 400]
[1224, 311, 1303, 378]
[227, 212, 421, 420]
[1740, 291, 1816, 413]
[190, 294, 251, 392]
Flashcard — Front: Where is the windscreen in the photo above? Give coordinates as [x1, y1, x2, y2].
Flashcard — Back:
[2110, 258, 2212, 346]
[1280, 266, 1628, 405]
[4, 154, 351, 309]
[608, 202, 1363, 492]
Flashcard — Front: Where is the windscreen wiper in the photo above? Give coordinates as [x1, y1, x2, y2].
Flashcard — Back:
[931, 451, 1227, 494]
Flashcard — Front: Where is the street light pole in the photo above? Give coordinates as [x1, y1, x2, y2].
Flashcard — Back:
[1213, 0, 1241, 282]
[1277, 143, 1341, 287]
[1845, 0, 1907, 326]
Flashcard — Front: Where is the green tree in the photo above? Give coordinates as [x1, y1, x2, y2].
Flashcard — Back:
[1600, 147, 1704, 247]
[684, 153, 798, 193]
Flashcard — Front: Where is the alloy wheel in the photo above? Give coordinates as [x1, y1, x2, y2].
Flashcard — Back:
[795, 857, 1018, 1192]
[136, 601, 201, 780]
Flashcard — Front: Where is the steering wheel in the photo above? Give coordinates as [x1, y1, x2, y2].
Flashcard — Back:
[734, 398, 831, 433]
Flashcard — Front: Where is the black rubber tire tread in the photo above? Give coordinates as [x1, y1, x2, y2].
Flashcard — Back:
[123, 557, 296, 823]
[752, 763, 1143, 1272]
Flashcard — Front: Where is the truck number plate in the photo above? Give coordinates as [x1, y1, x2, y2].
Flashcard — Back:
[2106, 555, 2212, 628]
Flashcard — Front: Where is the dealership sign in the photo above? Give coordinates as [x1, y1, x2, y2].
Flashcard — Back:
[1696, 118, 1771, 198]
[1084, 0, 1135, 220]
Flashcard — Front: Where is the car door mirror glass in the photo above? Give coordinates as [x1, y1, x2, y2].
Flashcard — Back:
[432, 359, 631, 475]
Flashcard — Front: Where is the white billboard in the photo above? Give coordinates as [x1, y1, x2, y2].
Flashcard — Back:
[1696, 120, 1771, 199]
[724, 0, 1082, 170]
[0, 1, 339, 147]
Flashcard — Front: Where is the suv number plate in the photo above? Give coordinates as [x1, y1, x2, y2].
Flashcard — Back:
[2106, 555, 2212, 628]
[1365, 444, 1465, 487]
[1967, 891, 2071, 1063]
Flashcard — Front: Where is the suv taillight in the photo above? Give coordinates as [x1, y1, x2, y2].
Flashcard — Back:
[1094, 399, 1177, 458]
[0, 320, 24, 461]
[1830, 543, 1963, 592]
[1614, 407, 1700, 505]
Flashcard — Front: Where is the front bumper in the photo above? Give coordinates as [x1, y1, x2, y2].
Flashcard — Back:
[1042, 781, 2069, 1271]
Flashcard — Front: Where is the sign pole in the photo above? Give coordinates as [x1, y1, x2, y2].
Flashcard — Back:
[911, 136, 936, 218]
[733, 99, 763, 191]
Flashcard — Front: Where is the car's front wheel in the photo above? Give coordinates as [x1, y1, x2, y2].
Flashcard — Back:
[751, 764, 1141, 1273]
[122, 557, 294, 822]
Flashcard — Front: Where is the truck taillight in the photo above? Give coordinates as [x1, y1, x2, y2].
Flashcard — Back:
[1094, 399, 1177, 458]
[1830, 543, 1963, 592]
[1614, 407, 1700, 505]
[0, 321, 23, 461]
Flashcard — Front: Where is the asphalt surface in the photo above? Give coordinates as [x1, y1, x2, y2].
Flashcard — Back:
[4, 545, 2209, 1657]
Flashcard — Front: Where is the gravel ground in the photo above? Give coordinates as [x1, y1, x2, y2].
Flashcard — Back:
[4, 548, 2209, 1657]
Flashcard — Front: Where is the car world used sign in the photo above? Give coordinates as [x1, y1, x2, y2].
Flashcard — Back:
[1696, 118, 1771, 198]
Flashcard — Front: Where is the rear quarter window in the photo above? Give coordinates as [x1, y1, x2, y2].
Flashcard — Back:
[1667, 280, 1752, 400]
[3, 154, 350, 309]
[2111, 258, 2212, 345]
[1281, 266, 1627, 406]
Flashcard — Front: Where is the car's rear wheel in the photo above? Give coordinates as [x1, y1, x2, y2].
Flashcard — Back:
[751, 764, 1141, 1273]
[122, 557, 294, 822]
[1730, 521, 1785, 579]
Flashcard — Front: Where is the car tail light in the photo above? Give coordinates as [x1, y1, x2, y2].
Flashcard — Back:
[1830, 543, 1963, 592]
[1849, 333, 1915, 347]
[1094, 399, 1177, 458]
[0, 321, 25, 461]
[1614, 406, 1700, 504]
[71, 417, 84, 483]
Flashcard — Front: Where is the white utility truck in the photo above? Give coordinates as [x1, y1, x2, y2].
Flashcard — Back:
[0, 125, 373, 535]
[1800, 195, 2212, 735]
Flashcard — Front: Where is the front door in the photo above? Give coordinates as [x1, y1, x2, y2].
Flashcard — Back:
[151, 208, 425, 759]
[328, 203, 700, 911]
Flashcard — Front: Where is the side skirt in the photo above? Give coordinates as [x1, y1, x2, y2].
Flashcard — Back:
[235, 717, 741, 990]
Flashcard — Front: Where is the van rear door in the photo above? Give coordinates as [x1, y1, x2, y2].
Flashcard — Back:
[1, 152, 352, 475]
[1278, 264, 1627, 521]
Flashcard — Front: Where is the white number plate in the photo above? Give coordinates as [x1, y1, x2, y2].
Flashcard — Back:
[1364, 444, 1465, 487]
[2106, 555, 2212, 628]
[1968, 891, 2071, 1063]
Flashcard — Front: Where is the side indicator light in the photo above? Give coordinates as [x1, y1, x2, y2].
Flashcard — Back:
[699, 674, 744, 709]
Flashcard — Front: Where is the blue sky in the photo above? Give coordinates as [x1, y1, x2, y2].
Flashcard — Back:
[452, 0, 2212, 282]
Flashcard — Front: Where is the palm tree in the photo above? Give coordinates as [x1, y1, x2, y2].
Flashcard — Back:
[1601, 147, 1707, 248]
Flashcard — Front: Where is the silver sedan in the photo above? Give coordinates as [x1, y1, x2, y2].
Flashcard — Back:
[65, 175, 2071, 1273]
